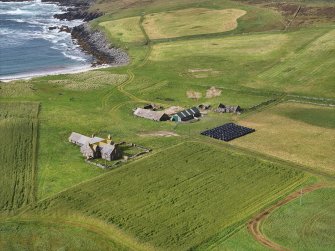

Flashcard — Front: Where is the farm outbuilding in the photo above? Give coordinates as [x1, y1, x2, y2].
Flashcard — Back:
[199, 104, 211, 110]
[100, 144, 122, 161]
[69, 132, 123, 161]
[171, 107, 201, 122]
[80, 143, 101, 159]
[215, 104, 241, 114]
[164, 106, 184, 116]
[143, 103, 162, 111]
[69, 132, 104, 146]
[134, 108, 170, 121]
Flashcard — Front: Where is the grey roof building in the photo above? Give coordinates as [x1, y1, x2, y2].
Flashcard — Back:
[134, 108, 170, 121]
[101, 144, 122, 161]
[69, 132, 104, 146]
[171, 107, 201, 122]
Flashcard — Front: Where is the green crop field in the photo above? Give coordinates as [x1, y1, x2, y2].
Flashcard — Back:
[262, 188, 335, 251]
[0, 102, 39, 212]
[32, 142, 305, 250]
[0, 218, 127, 251]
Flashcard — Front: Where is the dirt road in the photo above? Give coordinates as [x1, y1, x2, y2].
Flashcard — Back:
[248, 183, 324, 251]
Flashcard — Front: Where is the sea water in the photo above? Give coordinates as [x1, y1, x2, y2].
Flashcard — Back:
[0, 1, 93, 80]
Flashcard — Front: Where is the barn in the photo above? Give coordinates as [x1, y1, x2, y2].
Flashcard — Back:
[69, 132, 104, 146]
[171, 107, 201, 122]
[134, 108, 170, 121]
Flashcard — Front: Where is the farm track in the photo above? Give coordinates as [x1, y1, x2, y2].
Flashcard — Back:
[0, 216, 154, 251]
[107, 17, 166, 112]
[248, 183, 325, 251]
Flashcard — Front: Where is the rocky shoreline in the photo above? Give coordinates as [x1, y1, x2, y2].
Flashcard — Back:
[50, 0, 129, 66]
[72, 23, 129, 66]
[1, 0, 129, 67]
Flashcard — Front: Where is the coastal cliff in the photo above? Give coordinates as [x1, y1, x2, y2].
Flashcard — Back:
[72, 24, 129, 66]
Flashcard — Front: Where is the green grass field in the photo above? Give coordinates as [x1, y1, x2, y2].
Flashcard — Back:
[100, 16, 145, 44]
[0, 102, 39, 212]
[0, 0, 334, 249]
[143, 8, 246, 39]
[213, 228, 270, 251]
[32, 142, 305, 250]
[262, 188, 335, 251]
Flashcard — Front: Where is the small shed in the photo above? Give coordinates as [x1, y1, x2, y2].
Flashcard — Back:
[143, 103, 162, 111]
[198, 104, 211, 110]
[216, 104, 241, 113]
[171, 107, 201, 122]
[101, 144, 122, 161]
[134, 108, 170, 121]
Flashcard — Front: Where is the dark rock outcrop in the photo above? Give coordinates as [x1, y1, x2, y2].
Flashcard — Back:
[59, 25, 71, 33]
[42, 0, 92, 7]
[54, 9, 102, 21]
[71, 23, 129, 66]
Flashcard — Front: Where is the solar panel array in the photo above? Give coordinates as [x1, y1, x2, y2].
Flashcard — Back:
[201, 123, 255, 142]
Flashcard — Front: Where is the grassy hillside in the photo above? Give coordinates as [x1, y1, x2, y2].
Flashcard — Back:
[0, 102, 39, 212]
[32, 142, 305, 250]
[100, 16, 145, 44]
[262, 188, 335, 251]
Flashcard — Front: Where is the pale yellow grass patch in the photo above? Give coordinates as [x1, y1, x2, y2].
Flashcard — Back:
[306, 29, 335, 53]
[48, 71, 128, 91]
[206, 86, 222, 98]
[231, 103, 335, 175]
[187, 90, 202, 99]
[186, 69, 222, 79]
[138, 131, 179, 137]
[99, 16, 144, 43]
[143, 8, 246, 39]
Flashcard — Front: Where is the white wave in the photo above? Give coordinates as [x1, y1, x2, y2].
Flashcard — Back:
[62, 52, 87, 62]
[4, 8, 33, 15]
[11, 18, 26, 23]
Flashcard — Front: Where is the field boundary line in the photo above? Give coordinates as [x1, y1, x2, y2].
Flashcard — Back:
[286, 99, 335, 107]
[191, 135, 335, 179]
[285, 5, 301, 31]
[248, 183, 325, 251]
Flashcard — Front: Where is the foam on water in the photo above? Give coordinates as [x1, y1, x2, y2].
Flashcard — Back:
[0, 1, 93, 79]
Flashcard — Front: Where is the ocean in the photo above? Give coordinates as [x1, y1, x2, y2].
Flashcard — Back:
[0, 0, 93, 80]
